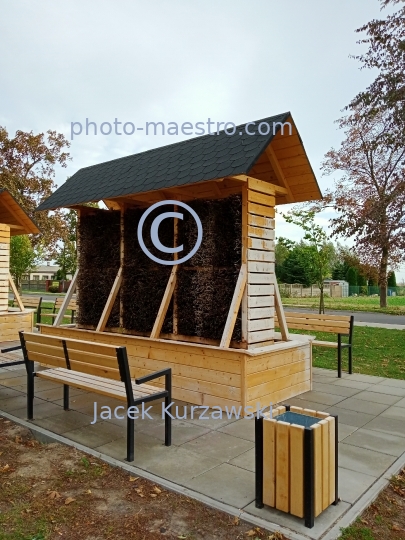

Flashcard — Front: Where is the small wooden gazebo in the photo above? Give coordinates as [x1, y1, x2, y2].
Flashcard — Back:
[37, 112, 322, 411]
[0, 189, 40, 341]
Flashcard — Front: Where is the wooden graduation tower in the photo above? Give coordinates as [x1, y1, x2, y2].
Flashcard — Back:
[37, 112, 322, 410]
[0, 190, 39, 341]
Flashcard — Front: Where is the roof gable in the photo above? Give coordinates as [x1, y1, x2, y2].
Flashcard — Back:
[0, 190, 40, 235]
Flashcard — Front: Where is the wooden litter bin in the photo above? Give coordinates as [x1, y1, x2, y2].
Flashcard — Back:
[255, 405, 338, 528]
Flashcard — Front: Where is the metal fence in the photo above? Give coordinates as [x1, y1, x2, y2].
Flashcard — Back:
[348, 286, 405, 297]
[20, 280, 47, 291]
[279, 283, 405, 298]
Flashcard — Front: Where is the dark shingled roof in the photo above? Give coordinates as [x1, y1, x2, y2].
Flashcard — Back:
[37, 112, 291, 211]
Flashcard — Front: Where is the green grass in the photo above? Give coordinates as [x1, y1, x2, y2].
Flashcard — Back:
[282, 296, 405, 315]
[290, 326, 405, 379]
[339, 524, 375, 540]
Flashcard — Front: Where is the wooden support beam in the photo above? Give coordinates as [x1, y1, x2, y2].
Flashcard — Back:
[119, 206, 125, 328]
[54, 269, 78, 326]
[8, 274, 24, 311]
[173, 207, 179, 334]
[274, 279, 290, 341]
[96, 267, 123, 332]
[150, 265, 178, 339]
[265, 146, 294, 202]
[220, 264, 247, 348]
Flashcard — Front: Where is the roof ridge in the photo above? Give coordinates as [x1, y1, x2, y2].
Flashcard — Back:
[76, 111, 291, 173]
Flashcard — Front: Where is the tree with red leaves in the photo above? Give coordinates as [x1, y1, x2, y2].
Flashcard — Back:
[0, 127, 71, 257]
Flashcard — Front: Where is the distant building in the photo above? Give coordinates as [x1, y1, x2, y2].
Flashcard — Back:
[23, 263, 72, 281]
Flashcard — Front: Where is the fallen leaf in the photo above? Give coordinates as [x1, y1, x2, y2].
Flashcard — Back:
[85, 489, 92, 495]
[246, 531, 256, 537]
[232, 516, 240, 526]
[129, 476, 139, 482]
[1, 464, 10, 472]
[48, 491, 61, 499]
[150, 493, 157, 498]
[153, 486, 162, 494]
[64, 497, 76, 505]
[15, 436, 22, 444]
[392, 525, 403, 531]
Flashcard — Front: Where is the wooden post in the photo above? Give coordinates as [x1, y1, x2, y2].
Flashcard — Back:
[173, 206, 178, 335]
[8, 274, 24, 311]
[96, 267, 123, 332]
[274, 279, 290, 341]
[53, 268, 78, 326]
[220, 264, 247, 348]
[119, 205, 125, 329]
[0, 225, 10, 312]
[150, 265, 178, 339]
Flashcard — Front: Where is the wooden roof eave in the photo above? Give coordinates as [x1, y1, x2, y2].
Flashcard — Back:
[0, 190, 40, 235]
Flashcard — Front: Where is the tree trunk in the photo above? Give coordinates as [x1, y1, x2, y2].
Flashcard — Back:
[379, 247, 389, 308]
[319, 286, 325, 314]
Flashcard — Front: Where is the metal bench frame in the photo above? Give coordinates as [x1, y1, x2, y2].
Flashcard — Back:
[19, 331, 172, 462]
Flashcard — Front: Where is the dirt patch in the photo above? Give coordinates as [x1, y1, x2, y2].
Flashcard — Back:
[0, 416, 286, 540]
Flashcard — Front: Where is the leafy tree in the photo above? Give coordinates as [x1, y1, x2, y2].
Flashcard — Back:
[275, 237, 295, 281]
[281, 243, 318, 287]
[388, 271, 397, 287]
[10, 236, 41, 290]
[55, 209, 78, 279]
[283, 210, 336, 313]
[346, 267, 358, 287]
[321, 106, 405, 308]
[0, 127, 71, 257]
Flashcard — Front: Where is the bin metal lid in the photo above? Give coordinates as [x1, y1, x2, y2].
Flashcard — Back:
[274, 411, 321, 428]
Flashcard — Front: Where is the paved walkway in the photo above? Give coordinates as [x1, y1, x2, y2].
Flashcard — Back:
[1, 344, 405, 540]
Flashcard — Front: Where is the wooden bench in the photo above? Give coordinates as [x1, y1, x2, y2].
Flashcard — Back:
[39, 296, 77, 324]
[19, 331, 172, 462]
[11, 295, 43, 325]
[275, 312, 354, 378]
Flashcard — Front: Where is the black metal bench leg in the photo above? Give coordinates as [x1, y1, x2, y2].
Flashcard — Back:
[27, 372, 34, 420]
[63, 385, 69, 410]
[348, 346, 353, 375]
[164, 371, 172, 446]
[127, 416, 134, 462]
[337, 334, 342, 378]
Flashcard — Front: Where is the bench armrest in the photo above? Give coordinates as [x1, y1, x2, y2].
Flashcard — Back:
[135, 368, 171, 385]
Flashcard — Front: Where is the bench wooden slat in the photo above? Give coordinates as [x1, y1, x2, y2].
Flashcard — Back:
[312, 340, 338, 348]
[23, 332, 117, 358]
[283, 317, 350, 330]
[275, 321, 350, 334]
[284, 311, 351, 322]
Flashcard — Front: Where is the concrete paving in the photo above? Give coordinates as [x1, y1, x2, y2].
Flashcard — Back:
[1, 345, 405, 540]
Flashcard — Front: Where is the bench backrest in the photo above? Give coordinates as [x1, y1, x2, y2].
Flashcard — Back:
[275, 311, 352, 335]
[13, 296, 42, 309]
[20, 331, 128, 381]
[54, 297, 77, 311]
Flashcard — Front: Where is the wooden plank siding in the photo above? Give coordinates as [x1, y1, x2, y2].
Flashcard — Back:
[0, 225, 10, 312]
[39, 325, 311, 412]
[0, 311, 34, 340]
[245, 178, 276, 348]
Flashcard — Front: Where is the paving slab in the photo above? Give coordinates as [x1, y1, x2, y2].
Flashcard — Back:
[96, 433, 223, 484]
[325, 406, 376, 428]
[380, 406, 405, 421]
[338, 467, 377, 504]
[312, 382, 360, 398]
[218, 418, 255, 442]
[35, 386, 85, 402]
[184, 463, 255, 508]
[32, 410, 94, 434]
[331, 380, 373, 391]
[343, 428, 405, 457]
[365, 415, 405, 438]
[346, 374, 386, 384]
[338, 442, 397, 477]
[395, 397, 405, 408]
[11, 401, 65, 420]
[353, 390, 402, 406]
[0, 395, 43, 413]
[295, 390, 347, 407]
[376, 378, 405, 389]
[182, 430, 254, 461]
[332, 397, 389, 416]
[0, 376, 27, 387]
[229, 448, 255, 472]
[244, 499, 351, 540]
[0, 369, 26, 380]
[366, 384, 405, 397]
[282, 397, 330, 413]
[140, 419, 211, 445]
[338, 424, 358, 442]
[63, 420, 126, 448]
[0, 386, 24, 400]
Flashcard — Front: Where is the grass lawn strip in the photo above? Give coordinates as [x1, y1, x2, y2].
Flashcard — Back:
[0, 418, 286, 540]
[282, 296, 405, 315]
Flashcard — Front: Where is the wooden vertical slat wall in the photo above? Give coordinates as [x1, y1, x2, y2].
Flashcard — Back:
[0, 224, 10, 312]
[245, 178, 276, 349]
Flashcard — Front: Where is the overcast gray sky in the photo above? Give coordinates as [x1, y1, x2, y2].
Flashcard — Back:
[1, 0, 403, 281]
